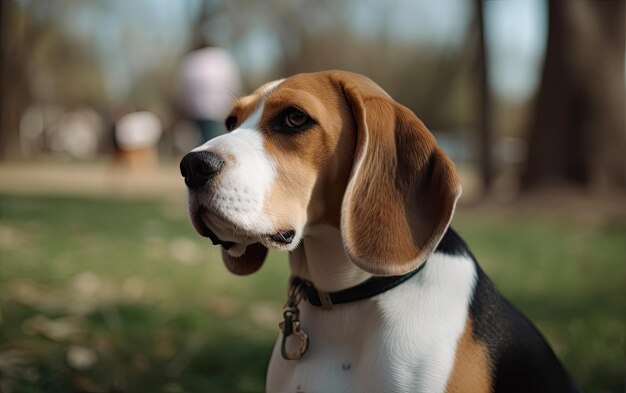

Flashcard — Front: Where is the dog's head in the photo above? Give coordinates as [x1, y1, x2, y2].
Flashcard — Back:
[181, 71, 461, 276]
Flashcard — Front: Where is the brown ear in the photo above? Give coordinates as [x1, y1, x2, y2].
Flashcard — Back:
[336, 74, 461, 276]
[221, 243, 268, 275]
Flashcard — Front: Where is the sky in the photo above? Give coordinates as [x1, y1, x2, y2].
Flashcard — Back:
[57, 0, 547, 104]
[485, 0, 547, 101]
[228, 0, 547, 102]
[59, 0, 196, 102]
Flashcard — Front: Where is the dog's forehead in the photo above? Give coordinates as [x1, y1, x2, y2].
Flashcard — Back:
[264, 71, 390, 104]
[256, 78, 287, 96]
[258, 74, 335, 101]
[232, 74, 336, 121]
[230, 79, 283, 119]
[270, 73, 329, 91]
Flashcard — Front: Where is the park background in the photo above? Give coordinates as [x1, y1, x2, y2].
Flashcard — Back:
[0, 0, 624, 392]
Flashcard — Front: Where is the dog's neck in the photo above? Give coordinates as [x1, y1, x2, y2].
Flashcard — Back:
[288, 224, 373, 293]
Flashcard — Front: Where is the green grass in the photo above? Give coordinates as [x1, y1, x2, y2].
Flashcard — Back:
[0, 194, 624, 392]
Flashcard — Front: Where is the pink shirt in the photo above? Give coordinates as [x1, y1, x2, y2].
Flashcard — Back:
[178, 47, 241, 121]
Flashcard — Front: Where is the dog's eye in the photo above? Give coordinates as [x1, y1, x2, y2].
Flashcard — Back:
[272, 107, 314, 133]
[225, 116, 237, 131]
[284, 109, 309, 128]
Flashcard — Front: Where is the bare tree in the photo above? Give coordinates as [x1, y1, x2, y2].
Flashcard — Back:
[522, 0, 626, 192]
[0, 1, 108, 160]
[0, 0, 31, 159]
[475, 0, 493, 193]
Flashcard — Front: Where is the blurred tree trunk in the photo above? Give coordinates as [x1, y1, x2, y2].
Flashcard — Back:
[0, 0, 31, 160]
[476, 0, 493, 193]
[522, 0, 626, 192]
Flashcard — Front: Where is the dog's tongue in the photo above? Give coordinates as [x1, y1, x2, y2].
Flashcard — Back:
[221, 243, 268, 275]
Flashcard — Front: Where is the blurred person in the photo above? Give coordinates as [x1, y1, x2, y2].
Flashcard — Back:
[114, 111, 162, 171]
[177, 44, 241, 144]
[53, 108, 104, 159]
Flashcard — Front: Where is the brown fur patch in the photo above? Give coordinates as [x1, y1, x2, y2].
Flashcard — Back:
[260, 74, 357, 230]
[227, 95, 262, 130]
[446, 316, 493, 393]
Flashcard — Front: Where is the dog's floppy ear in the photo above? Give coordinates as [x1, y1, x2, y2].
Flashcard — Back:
[335, 73, 461, 276]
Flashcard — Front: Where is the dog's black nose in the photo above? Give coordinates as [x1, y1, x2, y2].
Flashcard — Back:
[180, 151, 224, 190]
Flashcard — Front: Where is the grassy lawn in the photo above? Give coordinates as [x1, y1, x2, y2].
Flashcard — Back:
[0, 193, 624, 392]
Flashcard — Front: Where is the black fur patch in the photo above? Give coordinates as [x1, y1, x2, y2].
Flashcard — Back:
[470, 265, 580, 392]
[437, 228, 580, 392]
[435, 227, 469, 256]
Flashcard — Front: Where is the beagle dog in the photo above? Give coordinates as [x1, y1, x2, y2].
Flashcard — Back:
[180, 71, 579, 393]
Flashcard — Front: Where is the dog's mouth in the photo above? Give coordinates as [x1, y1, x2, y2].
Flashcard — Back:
[268, 230, 296, 245]
[188, 206, 297, 275]
[189, 206, 296, 275]
[190, 209, 236, 250]
[190, 206, 296, 251]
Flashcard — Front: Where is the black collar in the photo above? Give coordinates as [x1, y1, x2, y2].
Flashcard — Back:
[290, 261, 427, 309]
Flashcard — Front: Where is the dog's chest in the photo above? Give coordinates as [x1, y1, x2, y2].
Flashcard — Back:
[266, 253, 477, 393]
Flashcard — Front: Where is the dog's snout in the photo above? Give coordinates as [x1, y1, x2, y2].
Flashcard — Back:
[180, 151, 225, 190]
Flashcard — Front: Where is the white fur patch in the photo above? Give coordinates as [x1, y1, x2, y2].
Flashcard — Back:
[259, 78, 285, 96]
[267, 252, 477, 393]
[192, 102, 277, 248]
[292, 225, 372, 292]
[371, 253, 476, 392]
